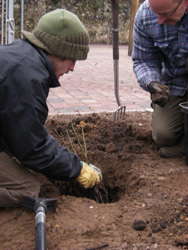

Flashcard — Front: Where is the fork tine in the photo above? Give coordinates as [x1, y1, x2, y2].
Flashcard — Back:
[114, 109, 119, 121]
[114, 110, 117, 120]
[122, 106, 126, 117]
[119, 107, 123, 118]
[117, 109, 120, 120]
[114, 106, 126, 121]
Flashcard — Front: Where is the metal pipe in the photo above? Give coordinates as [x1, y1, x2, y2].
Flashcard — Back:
[1, 0, 5, 44]
[8, 0, 14, 43]
[21, 0, 24, 38]
[1, 0, 24, 43]
[5, 0, 8, 44]
[22, 196, 57, 250]
[35, 207, 46, 250]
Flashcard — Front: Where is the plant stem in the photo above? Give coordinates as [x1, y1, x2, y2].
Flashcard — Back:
[82, 127, 88, 163]
[71, 122, 89, 163]
[54, 129, 70, 151]
[66, 129, 77, 155]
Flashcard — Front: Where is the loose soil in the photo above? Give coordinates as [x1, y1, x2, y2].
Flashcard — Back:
[1, 111, 188, 250]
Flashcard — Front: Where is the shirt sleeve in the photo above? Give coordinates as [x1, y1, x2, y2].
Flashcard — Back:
[132, 8, 163, 91]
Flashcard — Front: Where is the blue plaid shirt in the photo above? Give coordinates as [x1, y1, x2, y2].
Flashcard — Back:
[132, 0, 188, 96]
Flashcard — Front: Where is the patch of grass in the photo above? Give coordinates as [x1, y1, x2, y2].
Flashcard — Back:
[92, 0, 103, 10]
[51, 0, 61, 4]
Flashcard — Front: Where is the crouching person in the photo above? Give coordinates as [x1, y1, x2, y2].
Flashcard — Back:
[0, 9, 102, 207]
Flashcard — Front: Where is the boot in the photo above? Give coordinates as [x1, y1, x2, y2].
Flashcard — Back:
[159, 140, 185, 158]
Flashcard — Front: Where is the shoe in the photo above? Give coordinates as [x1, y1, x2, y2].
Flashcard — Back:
[159, 143, 185, 158]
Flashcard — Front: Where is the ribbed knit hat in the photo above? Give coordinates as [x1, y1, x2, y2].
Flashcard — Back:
[22, 9, 90, 60]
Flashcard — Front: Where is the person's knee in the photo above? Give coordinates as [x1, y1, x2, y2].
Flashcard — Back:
[25, 174, 40, 198]
[0, 175, 40, 207]
[11, 175, 40, 206]
[152, 128, 178, 147]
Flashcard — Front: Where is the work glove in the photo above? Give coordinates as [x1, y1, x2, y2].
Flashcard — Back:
[148, 81, 171, 107]
[76, 161, 102, 189]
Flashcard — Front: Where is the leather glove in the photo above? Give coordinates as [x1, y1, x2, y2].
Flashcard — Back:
[76, 161, 102, 189]
[148, 81, 171, 107]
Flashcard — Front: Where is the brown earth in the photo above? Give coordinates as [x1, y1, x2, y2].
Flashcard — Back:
[1, 111, 188, 250]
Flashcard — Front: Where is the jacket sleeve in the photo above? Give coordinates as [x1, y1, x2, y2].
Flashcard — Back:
[0, 52, 82, 180]
[132, 8, 163, 91]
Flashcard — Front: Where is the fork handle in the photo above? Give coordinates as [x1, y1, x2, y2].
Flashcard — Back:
[111, 0, 119, 60]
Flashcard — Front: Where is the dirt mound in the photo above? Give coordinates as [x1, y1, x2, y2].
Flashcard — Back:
[1, 111, 188, 250]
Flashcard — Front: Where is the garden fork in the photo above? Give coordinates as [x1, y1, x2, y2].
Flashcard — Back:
[112, 0, 126, 121]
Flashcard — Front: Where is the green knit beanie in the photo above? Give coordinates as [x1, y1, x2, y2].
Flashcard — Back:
[22, 9, 90, 60]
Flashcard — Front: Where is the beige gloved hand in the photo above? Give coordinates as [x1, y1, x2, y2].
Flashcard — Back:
[76, 161, 102, 189]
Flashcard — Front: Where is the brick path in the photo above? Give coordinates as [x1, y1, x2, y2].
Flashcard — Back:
[47, 44, 152, 115]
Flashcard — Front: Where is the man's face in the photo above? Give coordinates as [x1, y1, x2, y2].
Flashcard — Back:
[48, 55, 76, 80]
[149, 0, 187, 26]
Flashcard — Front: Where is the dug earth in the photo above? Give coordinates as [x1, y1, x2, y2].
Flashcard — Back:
[1, 111, 188, 250]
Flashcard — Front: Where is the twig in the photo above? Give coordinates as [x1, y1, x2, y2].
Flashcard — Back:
[66, 129, 77, 154]
[71, 122, 88, 163]
[54, 123, 89, 163]
[82, 127, 88, 163]
[54, 129, 70, 151]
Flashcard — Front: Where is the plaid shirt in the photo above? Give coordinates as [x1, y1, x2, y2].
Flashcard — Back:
[132, 0, 188, 96]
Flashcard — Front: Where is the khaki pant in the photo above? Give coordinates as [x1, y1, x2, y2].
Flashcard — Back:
[152, 94, 187, 147]
[0, 152, 40, 207]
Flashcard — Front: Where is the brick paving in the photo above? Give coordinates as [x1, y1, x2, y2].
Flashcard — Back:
[47, 44, 152, 115]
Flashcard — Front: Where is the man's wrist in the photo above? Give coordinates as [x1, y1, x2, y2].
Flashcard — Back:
[147, 81, 161, 93]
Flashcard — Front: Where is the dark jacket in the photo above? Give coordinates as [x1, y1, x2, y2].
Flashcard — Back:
[0, 39, 82, 180]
